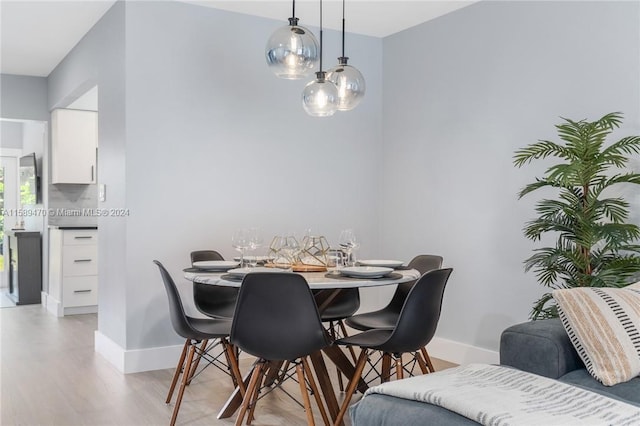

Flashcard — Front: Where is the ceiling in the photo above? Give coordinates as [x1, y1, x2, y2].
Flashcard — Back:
[0, 0, 474, 77]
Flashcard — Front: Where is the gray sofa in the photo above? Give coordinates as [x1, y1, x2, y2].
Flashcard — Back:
[500, 318, 640, 406]
[350, 319, 640, 425]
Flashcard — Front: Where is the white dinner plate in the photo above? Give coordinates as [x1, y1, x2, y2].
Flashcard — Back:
[226, 266, 290, 278]
[340, 266, 394, 278]
[358, 259, 404, 268]
[192, 260, 239, 271]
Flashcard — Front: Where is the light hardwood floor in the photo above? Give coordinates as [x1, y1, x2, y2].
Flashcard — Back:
[0, 305, 456, 425]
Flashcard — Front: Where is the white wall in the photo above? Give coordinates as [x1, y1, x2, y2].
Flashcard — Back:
[0, 121, 23, 149]
[123, 1, 383, 349]
[0, 74, 48, 122]
[47, 0, 382, 362]
[380, 0, 640, 355]
[43, 0, 640, 371]
[48, 2, 127, 348]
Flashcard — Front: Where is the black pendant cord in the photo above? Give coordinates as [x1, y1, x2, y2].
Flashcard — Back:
[319, 0, 324, 75]
[341, 0, 346, 58]
[289, 0, 298, 25]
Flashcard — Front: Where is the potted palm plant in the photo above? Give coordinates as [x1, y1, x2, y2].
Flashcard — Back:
[514, 112, 640, 319]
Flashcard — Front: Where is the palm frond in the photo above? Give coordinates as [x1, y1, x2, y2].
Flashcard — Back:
[601, 136, 640, 157]
[530, 293, 558, 320]
[598, 223, 640, 247]
[513, 141, 574, 167]
[591, 198, 630, 223]
[517, 178, 565, 198]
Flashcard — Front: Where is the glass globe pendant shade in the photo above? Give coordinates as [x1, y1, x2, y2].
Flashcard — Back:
[265, 18, 319, 80]
[327, 58, 366, 111]
[302, 72, 339, 117]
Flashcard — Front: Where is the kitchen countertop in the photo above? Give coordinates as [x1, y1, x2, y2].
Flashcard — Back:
[48, 225, 98, 230]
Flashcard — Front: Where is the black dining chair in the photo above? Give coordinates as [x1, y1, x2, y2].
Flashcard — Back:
[190, 250, 239, 319]
[345, 254, 443, 371]
[153, 260, 243, 426]
[333, 268, 453, 426]
[231, 272, 331, 426]
[313, 287, 360, 391]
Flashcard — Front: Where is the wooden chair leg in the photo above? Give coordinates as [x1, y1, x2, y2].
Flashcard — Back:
[187, 339, 209, 385]
[170, 342, 196, 426]
[166, 340, 189, 404]
[224, 340, 245, 395]
[381, 353, 392, 383]
[296, 362, 316, 426]
[326, 322, 345, 392]
[247, 363, 267, 425]
[415, 351, 428, 374]
[302, 357, 330, 426]
[334, 349, 369, 426]
[235, 362, 265, 426]
[421, 347, 435, 373]
[395, 354, 404, 380]
[223, 341, 238, 388]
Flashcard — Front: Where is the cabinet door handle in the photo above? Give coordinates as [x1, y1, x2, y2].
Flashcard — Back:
[74, 259, 93, 263]
[74, 236, 93, 240]
[91, 165, 94, 181]
[74, 289, 92, 294]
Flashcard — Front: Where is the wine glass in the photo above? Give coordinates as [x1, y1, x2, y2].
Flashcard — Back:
[326, 249, 344, 275]
[232, 229, 250, 268]
[247, 228, 264, 267]
[339, 229, 360, 266]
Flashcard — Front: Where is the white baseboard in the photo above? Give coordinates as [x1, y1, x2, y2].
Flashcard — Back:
[345, 324, 499, 366]
[92, 331, 498, 374]
[96, 331, 185, 373]
[44, 293, 97, 317]
[95, 331, 214, 374]
[95, 331, 126, 372]
[427, 336, 499, 365]
[45, 293, 63, 317]
[65, 305, 98, 315]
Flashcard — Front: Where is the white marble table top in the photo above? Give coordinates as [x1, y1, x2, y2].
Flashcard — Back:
[183, 268, 420, 289]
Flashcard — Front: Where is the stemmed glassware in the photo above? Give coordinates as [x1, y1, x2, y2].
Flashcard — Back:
[326, 249, 344, 275]
[247, 228, 264, 267]
[339, 228, 360, 266]
[232, 229, 251, 268]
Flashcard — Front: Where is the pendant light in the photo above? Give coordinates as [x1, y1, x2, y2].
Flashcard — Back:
[265, 0, 319, 80]
[302, 0, 339, 117]
[326, 0, 365, 111]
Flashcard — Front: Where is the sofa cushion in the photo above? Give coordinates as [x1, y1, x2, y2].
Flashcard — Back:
[559, 369, 640, 406]
[500, 318, 583, 379]
[553, 282, 640, 386]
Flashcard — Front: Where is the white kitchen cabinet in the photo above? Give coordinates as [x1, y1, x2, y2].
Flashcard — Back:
[47, 228, 98, 316]
[51, 109, 98, 184]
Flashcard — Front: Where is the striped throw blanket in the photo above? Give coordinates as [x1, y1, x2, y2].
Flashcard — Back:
[366, 364, 640, 425]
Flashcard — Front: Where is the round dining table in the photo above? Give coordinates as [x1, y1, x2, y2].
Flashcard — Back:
[183, 267, 420, 289]
[183, 266, 420, 425]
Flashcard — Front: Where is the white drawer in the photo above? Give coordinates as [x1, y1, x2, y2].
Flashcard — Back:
[63, 245, 98, 276]
[63, 276, 98, 307]
[63, 230, 97, 246]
